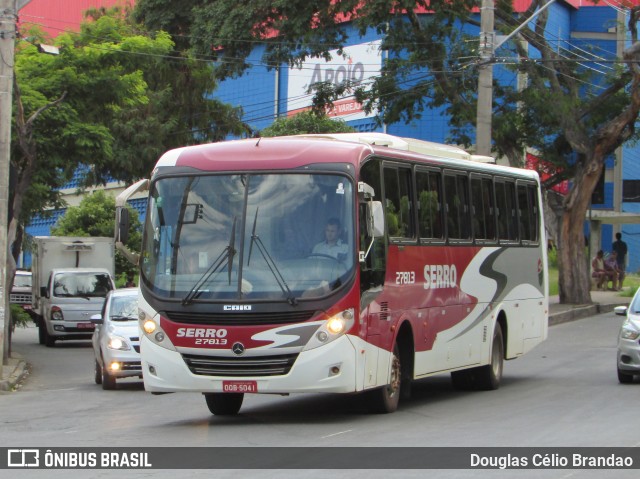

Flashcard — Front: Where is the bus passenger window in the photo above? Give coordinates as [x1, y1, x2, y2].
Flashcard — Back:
[383, 166, 414, 239]
[470, 176, 495, 241]
[444, 173, 470, 241]
[518, 184, 539, 242]
[496, 180, 517, 242]
[416, 169, 443, 240]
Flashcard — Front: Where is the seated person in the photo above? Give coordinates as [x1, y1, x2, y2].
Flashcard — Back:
[591, 250, 608, 290]
[604, 251, 622, 291]
[312, 217, 349, 261]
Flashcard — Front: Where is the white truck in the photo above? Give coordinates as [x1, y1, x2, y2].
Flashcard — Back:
[31, 236, 116, 347]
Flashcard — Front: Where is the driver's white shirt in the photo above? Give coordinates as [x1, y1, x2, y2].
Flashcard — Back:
[312, 239, 349, 259]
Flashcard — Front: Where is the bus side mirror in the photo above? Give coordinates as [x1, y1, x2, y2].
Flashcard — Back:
[116, 207, 130, 244]
[368, 201, 384, 238]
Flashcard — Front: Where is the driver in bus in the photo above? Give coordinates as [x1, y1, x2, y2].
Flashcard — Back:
[312, 217, 349, 261]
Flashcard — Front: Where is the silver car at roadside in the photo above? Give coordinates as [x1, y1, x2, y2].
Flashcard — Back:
[614, 291, 640, 384]
[91, 288, 141, 390]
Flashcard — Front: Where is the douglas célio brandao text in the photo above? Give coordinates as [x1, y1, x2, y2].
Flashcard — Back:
[470, 453, 634, 469]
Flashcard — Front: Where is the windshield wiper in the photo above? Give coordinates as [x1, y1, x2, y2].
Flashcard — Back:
[182, 217, 237, 305]
[247, 208, 297, 306]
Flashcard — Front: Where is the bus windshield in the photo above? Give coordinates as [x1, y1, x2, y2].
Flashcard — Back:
[141, 173, 355, 302]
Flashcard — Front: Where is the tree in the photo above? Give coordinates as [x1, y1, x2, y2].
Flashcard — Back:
[8, 8, 249, 295]
[134, 0, 640, 304]
[259, 110, 355, 137]
[50, 191, 142, 281]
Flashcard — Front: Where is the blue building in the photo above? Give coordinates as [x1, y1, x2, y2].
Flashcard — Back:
[25, 2, 640, 273]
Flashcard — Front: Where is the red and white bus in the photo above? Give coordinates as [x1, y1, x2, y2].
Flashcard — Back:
[116, 133, 548, 415]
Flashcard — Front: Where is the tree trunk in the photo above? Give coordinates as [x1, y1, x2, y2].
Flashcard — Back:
[558, 154, 603, 304]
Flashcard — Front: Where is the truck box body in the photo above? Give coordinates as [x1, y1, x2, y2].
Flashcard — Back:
[31, 237, 116, 346]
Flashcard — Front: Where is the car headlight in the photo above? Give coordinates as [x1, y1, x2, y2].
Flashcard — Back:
[621, 328, 640, 341]
[107, 335, 130, 351]
[303, 308, 355, 352]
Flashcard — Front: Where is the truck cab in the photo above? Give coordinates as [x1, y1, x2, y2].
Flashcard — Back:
[37, 268, 115, 346]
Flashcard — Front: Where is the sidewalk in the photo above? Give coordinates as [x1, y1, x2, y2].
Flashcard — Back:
[548, 288, 631, 325]
[0, 290, 632, 392]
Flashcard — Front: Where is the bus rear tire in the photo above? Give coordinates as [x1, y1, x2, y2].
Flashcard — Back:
[474, 322, 504, 390]
[204, 393, 244, 416]
[451, 323, 504, 391]
[368, 343, 401, 414]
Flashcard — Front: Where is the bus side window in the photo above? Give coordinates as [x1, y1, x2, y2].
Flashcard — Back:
[416, 169, 443, 241]
[496, 180, 518, 242]
[518, 183, 539, 243]
[444, 172, 470, 241]
[470, 175, 495, 242]
[383, 165, 415, 240]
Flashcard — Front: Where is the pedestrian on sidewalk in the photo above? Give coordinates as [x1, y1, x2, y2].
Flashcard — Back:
[612, 232, 628, 289]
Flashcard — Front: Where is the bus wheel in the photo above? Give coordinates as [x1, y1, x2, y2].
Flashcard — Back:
[204, 393, 244, 416]
[474, 323, 504, 390]
[369, 343, 401, 414]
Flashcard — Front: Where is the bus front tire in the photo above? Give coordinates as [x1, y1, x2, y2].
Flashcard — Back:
[451, 323, 504, 391]
[368, 343, 401, 414]
[204, 393, 244, 415]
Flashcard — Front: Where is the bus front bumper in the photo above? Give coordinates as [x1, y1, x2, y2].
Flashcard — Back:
[140, 334, 367, 394]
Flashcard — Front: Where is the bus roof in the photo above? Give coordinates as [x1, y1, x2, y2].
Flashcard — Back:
[155, 134, 539, 182]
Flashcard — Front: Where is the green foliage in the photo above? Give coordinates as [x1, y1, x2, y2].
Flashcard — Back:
[51, 191, 142, 278]
[10, 305, 32, 329]
[259, 111, 355, 137]
[11, 7, 250, 229]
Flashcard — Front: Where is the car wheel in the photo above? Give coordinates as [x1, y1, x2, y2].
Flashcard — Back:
[101, 363, 116, 390]
[43, 327, 56, 348]
[38, 322, 45, 345]
[368, 343, 402, 414]
[94, 360, 103, 385]
[617, 367, 634, 384]
[204, 393, 244, 415]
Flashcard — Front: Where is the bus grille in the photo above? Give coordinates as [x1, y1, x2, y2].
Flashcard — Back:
[164, 310, 317, 326]
[182, 353, 298, 377]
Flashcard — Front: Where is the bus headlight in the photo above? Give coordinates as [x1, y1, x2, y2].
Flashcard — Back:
[139, 312, 176, 352]
[304, 308, 355, 352]
[143, 319, 157, 334]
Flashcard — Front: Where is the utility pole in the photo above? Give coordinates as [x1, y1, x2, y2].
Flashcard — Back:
[475, 0, 495, 157]
[0, 0, 17, 369]
[475, 0, 557, 158]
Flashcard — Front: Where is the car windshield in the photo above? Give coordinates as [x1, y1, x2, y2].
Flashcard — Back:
[110, 295, 138, 320]
[53, 273, 113, 298]
[631, 293, 640, 314]
[141, 173, 355, 302]
[14, 274, 32, 288]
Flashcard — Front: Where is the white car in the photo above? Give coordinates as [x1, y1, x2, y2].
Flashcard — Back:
[614, 292, 640, 384]
[91, 288, 141, 390]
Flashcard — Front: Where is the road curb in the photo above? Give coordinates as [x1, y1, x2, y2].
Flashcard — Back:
[0, 353, 29, 393]
[549, 302, 627, 326]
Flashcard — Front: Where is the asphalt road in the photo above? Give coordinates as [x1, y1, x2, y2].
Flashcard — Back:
[1, 310, 639, 478]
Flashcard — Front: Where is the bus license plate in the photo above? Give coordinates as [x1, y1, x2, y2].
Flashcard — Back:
[222, 381, 257, 393]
